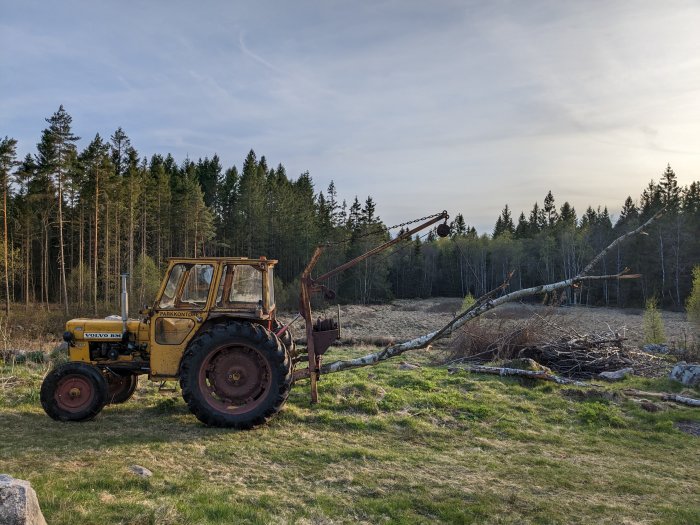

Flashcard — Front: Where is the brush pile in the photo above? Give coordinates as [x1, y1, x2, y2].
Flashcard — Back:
[447, 312, 669, 379]
[518, 331, 667, 378]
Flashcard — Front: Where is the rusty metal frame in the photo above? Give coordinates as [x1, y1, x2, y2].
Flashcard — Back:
[296, 211, 449, 402]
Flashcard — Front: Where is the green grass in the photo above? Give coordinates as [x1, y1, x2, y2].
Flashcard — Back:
[1, 348, 699, 525]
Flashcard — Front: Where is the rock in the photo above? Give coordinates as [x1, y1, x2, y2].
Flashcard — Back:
[669, 362, 700, 387]
[562, 389, 619, 402]
[398, 362, 420, 370]
[640, 401, 662, 412]
[502, 358, 552, 374]
[598, 368, 634, 381]
[643, 343, 669, 354]
[0, 474, 47, 525]
[54, 341, 69, 353]
[128, 465, 152, 478]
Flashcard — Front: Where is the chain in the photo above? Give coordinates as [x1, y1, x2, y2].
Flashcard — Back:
[322, 211, 447, 246]
[385, 211, 447, 231]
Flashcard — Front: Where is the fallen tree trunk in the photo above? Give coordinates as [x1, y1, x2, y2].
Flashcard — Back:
[446, 365, 589, 385]
[294, 210, 664, 381]
[623, 389, 700, 407]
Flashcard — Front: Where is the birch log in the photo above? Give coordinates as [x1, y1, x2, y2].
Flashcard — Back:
[294, 210, 664, 380]
[623, 389, 700, 407]
[447, 365, 589, 385]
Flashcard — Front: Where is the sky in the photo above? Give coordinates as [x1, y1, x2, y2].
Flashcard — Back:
[2, 0, 700, 233]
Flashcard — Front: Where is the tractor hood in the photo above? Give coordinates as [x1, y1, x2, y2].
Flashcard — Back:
[66, 318, 146, 342]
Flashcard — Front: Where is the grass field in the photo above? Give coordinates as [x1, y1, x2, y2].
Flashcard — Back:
[1, 346, 699, 525]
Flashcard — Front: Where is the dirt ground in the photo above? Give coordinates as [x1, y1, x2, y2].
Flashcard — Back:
[286, 298, 698, 351]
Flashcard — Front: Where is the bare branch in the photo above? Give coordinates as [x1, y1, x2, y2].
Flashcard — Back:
[580, 209, 664, 277]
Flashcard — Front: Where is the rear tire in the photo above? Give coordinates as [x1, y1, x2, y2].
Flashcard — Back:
[180, 321, 292, 429]
[273, 319, 297, 358]
[41, 362, 108, 422]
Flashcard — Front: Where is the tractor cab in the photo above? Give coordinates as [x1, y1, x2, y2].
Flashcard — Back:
[147, 257, 278, 377]
[151, 257, 276, 317]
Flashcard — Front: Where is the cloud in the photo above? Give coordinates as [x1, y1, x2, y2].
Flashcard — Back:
[1, 1, 699, 232]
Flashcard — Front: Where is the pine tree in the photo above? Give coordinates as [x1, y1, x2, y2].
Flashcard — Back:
[36, 105, 80, 314]
[361, 196, 377, 224]
[543, 190, 558, 226]
[615, 196, 638, 228]
[643, 297, 666, 344]
[450, 213, 467, 237]
[528, 202, 545, 233]
[347, 197, 361, 230]
[326, 181, 341, 226]
[659, 164, 680, 210]
[79, 134, 111, 313]
[686, 265, 700, 326]
[493, 205, 515, 238]
[0, 137, 19, 314]
[558, 201, 576, 227]
[514, 212, 529, 238]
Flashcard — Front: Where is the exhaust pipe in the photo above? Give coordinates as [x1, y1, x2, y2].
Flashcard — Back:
[121, 273, 129, 334]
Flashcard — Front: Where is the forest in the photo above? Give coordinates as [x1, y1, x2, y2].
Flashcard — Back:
[0, 105, 699, 315]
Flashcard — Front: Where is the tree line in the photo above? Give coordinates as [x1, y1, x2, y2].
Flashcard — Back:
[0, 105, 698, 315]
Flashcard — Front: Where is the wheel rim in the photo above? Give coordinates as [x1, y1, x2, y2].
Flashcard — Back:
[55, 374, 96, 412]
[198, 345, 272, 415]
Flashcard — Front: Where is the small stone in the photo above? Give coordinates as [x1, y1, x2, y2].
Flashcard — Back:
[399, 362, 420, 370]
[0, 474, 47, 525]
[642, 344, 669, 354]
[669, 362, 700, 387]
[598, 368, 634, 381]
[128, 465, 152, 478]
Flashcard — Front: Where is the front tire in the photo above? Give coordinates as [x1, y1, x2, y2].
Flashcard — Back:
[41, 362, 109, 422]
[180, 322, 292, 429]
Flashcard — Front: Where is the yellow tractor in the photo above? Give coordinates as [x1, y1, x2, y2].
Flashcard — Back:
[41, 212, 450, 428]
[41, 257, 294, 429]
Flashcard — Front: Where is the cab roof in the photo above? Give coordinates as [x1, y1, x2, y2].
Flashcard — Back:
[166, 256, 278, 266]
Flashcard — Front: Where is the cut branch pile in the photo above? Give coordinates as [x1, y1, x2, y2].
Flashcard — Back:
[518, 331, 668, 378]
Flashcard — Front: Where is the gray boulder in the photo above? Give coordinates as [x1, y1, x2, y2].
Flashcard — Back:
[598, 368, 634, 381]
[0, 475, 47, 525]
[669, 362, 700, 387]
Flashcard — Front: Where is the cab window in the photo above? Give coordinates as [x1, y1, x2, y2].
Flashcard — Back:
[215, 265, 263, 308]
[158, 263, 214, 309]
